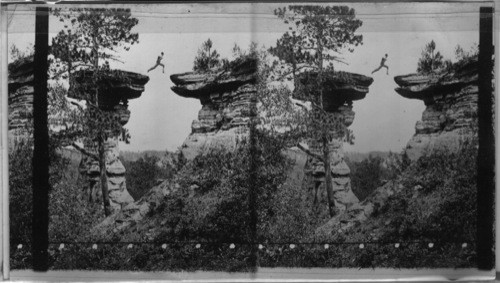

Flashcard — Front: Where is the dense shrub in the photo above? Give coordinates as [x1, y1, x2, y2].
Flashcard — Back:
[349, 155, 384, 201]
[148, 131, 289, 244]
[332, 139, 478, 268]
[9, 139, 34, 247]
[49, 167, 104, 243]
[10, 129, 478, 270]
[383, 139, 478, 242]
[122, 154, 175, 200]
[348, 153, 403, 201]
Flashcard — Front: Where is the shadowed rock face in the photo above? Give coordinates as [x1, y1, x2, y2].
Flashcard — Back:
[69, 70, 150, 111]
[170, 58, 257, 102]
[394, 58, 478, 160]
[295, 71, 374, 112]
[170, 58, 257, 160]
[294, 71, 374, 212]
[8, 56, 34, 132]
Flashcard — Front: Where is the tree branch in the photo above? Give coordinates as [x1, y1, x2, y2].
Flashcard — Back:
[273, 65, 317, 81]
[297, 142, 323, 161]
[71, 142, 98, 160]
[70, 101, 85, 111]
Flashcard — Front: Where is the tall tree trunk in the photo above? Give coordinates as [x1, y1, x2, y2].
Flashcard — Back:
[98, 137, 112, 216]
[323, 139, 336, 217]
[92, 29, 112, 216]
[317, 35, 336, 217]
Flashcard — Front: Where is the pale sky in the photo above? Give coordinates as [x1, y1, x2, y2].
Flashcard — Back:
[5, 2, 485, 153]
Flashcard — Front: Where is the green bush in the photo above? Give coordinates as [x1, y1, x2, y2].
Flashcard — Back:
[9, 139, 34, 248]
[349, 155, 384, 201]
[332, 139, 478, 268]
[122, 154, 175, 200]
[149, 131, 289, 244]
[348, 153, 403, 201]
[386, 139, 478, 242]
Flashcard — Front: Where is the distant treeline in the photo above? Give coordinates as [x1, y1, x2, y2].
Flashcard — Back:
[344, 151, 392, 163]
[120, 150, 174, 162]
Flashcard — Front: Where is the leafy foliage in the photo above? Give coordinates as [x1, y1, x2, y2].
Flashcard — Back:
[385, 140, 478, 242]
[417, 40, 446, 74]
[9, 44, 34, 62]
[193, 38, 222, 72]
[49, 150, 104, 243]
[122, 154, 175, 200]
[348, 155, 385, 201]
[270, 5, 363, 84]
[348, 152, 405, 201]
[340, 139, 477, 250]
[9, 139, 34, 247]
[455, 43, 478, 62]
[51, 8, 140, 215]
[268, 5, 364, 216]
[51, 8, 138, 78]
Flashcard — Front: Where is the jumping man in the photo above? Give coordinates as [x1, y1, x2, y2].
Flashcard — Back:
[372, 54, 389, 75]
[148, 52, 165, 73]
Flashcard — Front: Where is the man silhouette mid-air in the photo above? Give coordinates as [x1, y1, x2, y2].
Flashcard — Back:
[372, 54, 389, 75]
[148, 52, 165, 73]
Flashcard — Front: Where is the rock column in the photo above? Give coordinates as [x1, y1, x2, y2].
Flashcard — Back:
[72, 70, 149, 212]
[170, 58, 257, 160]
[296, 71, 374, 212]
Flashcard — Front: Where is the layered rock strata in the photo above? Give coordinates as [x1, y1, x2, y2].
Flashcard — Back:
[8, 56, 34, 136]
[170, 58, 257, 160]
[294, 71, 374, 212]
[394, 57, 478, 160]
[70, 70, 149, 212]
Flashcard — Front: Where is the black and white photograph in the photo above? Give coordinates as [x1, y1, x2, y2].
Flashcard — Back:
[2, 1, 495, 277]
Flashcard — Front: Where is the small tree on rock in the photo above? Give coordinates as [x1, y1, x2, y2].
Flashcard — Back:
[193, 38, 222, 72]
[417, 40, 445, 74]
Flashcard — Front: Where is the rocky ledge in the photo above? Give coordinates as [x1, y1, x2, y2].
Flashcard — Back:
[171, 58, 257, 101]
[394, 57, 478, 160]
[69, 70, 150, 110]
[295, 71, 374, 112]
[8, 56, 34, 131]
[170, 58, 257, 160]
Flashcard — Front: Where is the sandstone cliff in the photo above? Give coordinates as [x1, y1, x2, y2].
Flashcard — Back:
[394, 57, 478, 160]
[8, 56, 34, 133]
[170, 58, 257, 160]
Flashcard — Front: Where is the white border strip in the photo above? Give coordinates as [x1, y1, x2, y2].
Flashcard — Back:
[1, 4, 10, 280]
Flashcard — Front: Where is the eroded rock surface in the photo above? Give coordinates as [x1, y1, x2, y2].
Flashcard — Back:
[8, 56, 34, 133]
[394, 58, 478, 160]
[170, 58, 257, 160]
